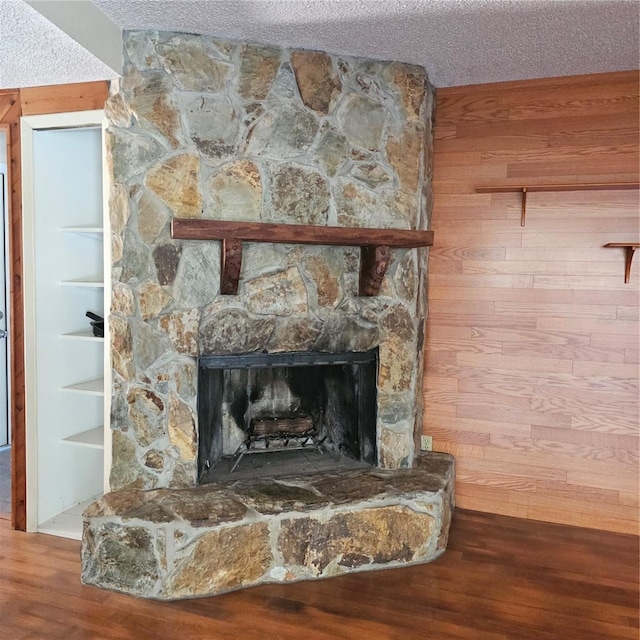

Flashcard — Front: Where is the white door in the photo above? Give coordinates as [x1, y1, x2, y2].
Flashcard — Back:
[0, 171, 8, 448]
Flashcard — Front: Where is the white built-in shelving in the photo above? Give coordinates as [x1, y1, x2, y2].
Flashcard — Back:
[23, 111, 110, 540]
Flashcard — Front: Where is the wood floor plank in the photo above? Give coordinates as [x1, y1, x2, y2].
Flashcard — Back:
[0, 511, 637, 639]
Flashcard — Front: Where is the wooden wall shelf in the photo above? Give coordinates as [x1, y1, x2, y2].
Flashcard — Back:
[604, 243, 640, 283]
[171, 220, 434, 296]
[475, 182, 640, 226]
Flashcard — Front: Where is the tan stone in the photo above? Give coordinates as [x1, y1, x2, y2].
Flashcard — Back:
[129, 71, 183, 148]
[291, 50, 341, 114]
[168, 394, 196, 461]
[379, 425, 414, 469]
[381, 189, 418, 229]
[386, 122, 424, 192]
[378, 335, 414, 394]
[267, 315, 323, 352]
[159, 309, 200, 356]
[302, 254, 343, 308]
[127, 387, 166, 447]
[109, 183, 130, 234]
[110, 315, 134, 380]
[278, 506, 434, 576]
[145, 154, 202, 218]
[137, 281, 171, 320]
[391, 63, 426, 122]
[111, 283, 135, 316]
[112, 234, 123, 264]
[138, 190, 169, 243]
[336, 179, 377, 227]
[245, 266, 308, 316]
[167, 523, 272, 598]
[205, 160, 262, 220]
[394, 251, 416, 301]
[109, 431, 140, 491]
[105, 92, 132, 128]
[238, 43, 281, 100]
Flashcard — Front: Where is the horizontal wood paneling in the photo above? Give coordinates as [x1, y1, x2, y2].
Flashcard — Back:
[425, 70, 639, 534]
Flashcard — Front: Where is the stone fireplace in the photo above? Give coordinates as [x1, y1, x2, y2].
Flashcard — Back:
[81, 29, 454, 600]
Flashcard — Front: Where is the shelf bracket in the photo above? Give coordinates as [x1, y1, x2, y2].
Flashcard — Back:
[604, 243, 639, 283]
[520, 187, 527, 227]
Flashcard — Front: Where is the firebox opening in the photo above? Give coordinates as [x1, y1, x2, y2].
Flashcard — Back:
[197, 350, 378, 483]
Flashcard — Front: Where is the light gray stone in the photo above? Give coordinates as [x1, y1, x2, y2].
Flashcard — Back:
[247, 104, 318, 158]
[124, 30, 161, 71]
[157, 35, 231, 92]
[267, 315, 324, 352]
[135, 321, 171, 370]
[173, 243, 220, 309]
[336, 94, 387, 150]
[106, 128, 164, 183]
[120, 229, 154, 283]
[245, 266, 308, 316]
[137, 190, 170, 244]
[268, 163, 330, 225]
[200, 309, 274, 354]
[314, 123, 349, 177]
[184, 94, 239, 161]
[204, 160, 262, 220]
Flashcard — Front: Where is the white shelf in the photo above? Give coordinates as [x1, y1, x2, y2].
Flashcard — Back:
[60, 330, 103, 342]
[61, 378, 104, 396]
[59, 278, 104, 288]
[38, 495, 100, 540]
[61, 426, 104, 449]
[59, 225, 103, 235]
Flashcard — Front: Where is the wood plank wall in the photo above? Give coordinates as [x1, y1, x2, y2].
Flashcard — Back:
[0, 82, 109, 530]
[425, 70, 639, 535]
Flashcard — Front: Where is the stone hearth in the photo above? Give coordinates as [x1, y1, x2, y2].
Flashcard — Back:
[81, 29, 451, 600]
[83, 454, 454, 599]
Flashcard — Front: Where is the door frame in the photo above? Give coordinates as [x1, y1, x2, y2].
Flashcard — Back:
[0, 82, 109, 530]
[0, 164, 9, 449]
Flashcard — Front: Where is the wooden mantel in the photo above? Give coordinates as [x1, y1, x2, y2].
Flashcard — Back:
[171, 219, 434, 296]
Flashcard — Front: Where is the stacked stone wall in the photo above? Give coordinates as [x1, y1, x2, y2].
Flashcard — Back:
[107, 30, 435, 490]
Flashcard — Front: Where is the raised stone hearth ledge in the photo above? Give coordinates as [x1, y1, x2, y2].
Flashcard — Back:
[82, 453, 454, 600]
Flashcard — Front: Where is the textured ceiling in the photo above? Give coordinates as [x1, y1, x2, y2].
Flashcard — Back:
[0, 0, 116, 89]
[1, 0, 638, 90]
[93, 0, 640, 87]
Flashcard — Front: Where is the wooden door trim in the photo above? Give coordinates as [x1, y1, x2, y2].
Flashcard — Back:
[0, 82, 109, 531]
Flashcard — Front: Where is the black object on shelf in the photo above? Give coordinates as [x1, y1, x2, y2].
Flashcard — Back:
[86, 311, 104, 337]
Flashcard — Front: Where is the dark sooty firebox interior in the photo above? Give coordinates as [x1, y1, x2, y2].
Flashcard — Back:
[198, 349, 378, 482]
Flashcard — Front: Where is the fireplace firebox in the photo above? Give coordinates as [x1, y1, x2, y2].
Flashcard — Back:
[197, 349, 378, 482]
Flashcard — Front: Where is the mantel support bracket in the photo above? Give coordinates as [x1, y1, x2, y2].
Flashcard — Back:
[221, 238, 243, 295]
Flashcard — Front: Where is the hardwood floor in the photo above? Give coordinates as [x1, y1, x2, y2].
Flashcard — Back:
[0, 509, 637, 640]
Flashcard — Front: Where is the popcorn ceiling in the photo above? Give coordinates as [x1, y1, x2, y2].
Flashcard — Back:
[1, 0, 638, 89]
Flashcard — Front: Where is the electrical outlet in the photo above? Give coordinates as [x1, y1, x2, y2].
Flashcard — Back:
[420, 435, 432, 451]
